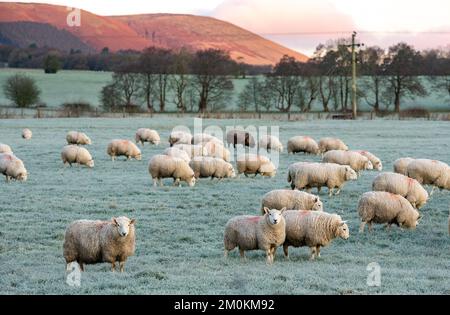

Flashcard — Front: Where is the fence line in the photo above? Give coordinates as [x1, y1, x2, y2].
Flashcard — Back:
[0, 107, 449, 121]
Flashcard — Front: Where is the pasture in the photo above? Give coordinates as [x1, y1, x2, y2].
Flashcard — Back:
[0, 118, 449, 295]
[0, 68, 449, 112]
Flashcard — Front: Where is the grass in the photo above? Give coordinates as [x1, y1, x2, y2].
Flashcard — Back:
[0, 68, 449, 112]
[0, 118, 449, 295]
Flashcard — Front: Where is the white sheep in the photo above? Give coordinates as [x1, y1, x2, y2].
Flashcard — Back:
[406, 159, 450, 195]
[63, 217, 136, 272]
[260, 190, 323, 214]
[173, 144, 207, 159]
[259, 135, 283, 153]
[135, 128, 160, 146]
[287, 162, 317, 189]
[292, 163, 357, 196]
[169, 131, 192, 146]
[372, 172, 429, 209]
[318, 137, 348, 153]
[203, 141, 231, 162]
[107, 140, 142, 161]
[66, 131, 92, 145]
[323, 150, 373, 175]
[0, 143, 12, 154]
[353, 151, 382, 171]
[358, 191, 421, 233]
[61, 145, 94, 168]
[0, 153, 27, 182]
[393, 157, 415, 175]
[226, 130, 256, 148]
[236, 154, 277, 178]
[22, 128, 32, 140]
[149, 154, 196, 187]
[287, 136, 320, 155]
[283, 210, 349, 260]
[189, 156, 236, 179]
[163, 147, 191, 163]
[224, 208, 286, 264]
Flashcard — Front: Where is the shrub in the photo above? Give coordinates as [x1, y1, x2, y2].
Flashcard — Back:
[60, 102, 94, 117]
[2, 74, 40, 108]
[399, 107, 430, 119]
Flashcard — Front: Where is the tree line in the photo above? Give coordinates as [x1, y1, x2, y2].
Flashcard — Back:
[2, 40, 450, 113]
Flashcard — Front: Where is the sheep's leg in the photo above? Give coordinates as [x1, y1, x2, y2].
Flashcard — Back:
[309, 247, 316, 261]
[328, 188, 334, 197]
[385, 223, 391, 231]
[153, 178, 158, 187]
[317, 186, 322, 194]
[239, 249, 246, 262]
[359, 222, 366, 233]
[173, 178, 181, 187]
[224, 250, 229, 259]
[159, 178, 164, 187]
[335, 188, 341, 196]
[111, 156, 115, 162]
[368, 222, 373, 232]
[283, 244, 289, 260]
[111, 262, 116, 272]
[5, 175, 10, 183]
[79, 263, 85, 272]
[430, 186, 437, 196]
[306, 187, 312, 194]
[266, 250, 273, 265]
[316, 246, 321, 258]
[119, 262, 125, 273]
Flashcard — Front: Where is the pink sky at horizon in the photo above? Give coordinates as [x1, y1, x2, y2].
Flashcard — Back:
[2, 0, 450, 56]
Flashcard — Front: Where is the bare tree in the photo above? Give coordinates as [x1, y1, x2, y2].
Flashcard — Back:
[191, 49, 234, 113]
[170, 49, 193, 113]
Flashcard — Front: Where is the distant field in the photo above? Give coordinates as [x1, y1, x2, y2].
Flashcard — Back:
[0, 118, 449, 294]
[0, 68, 449, 112]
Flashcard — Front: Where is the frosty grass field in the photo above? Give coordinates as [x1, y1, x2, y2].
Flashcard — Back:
[0, 117, 449, 295]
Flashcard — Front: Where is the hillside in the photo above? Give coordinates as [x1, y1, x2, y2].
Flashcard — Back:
[0, 2, 308, 65]
[0, 21, 93, 53]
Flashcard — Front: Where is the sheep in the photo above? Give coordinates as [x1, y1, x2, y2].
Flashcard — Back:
[0, 143, 12, 154]
[192, 133, 223, 145]
[353, 151, 382, 171]
[287, 136, 320, 155]
[203, 141, 231, 162]
[372, 172, 429, 209]
[236, 154, 277, 178]
[163, 147, 191, 163]
[173, 144, 207, 159]
[393, 157, 415, 175]
[63, 216, 136, 272]
[224, 208, 286, 264]
[169, 131, 192, 147]
[189, 156, 236, 179]
[318, 137, 348, 153]
[287, 162, 317, 189]
[323, 150, 373, 175]
[358, 191, 421, 233]
[0, 153, 27, 182]
[406, 159, 450, 195]
[283, 210, 349, 260]
[66, 131, 92, 146]
[135, 128, 160, 146]
[292, 163, 358, 196]
[61, 145, 94, 168]
[22, 128, 32, 140]
[226, 129, 256, 148]
[107, 140, 142, 161]
[259, 135, 283, 153]
[260, 190, 323, 214]
[149, 154, 196, 187]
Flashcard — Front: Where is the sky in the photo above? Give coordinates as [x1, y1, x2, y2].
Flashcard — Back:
[4, 0, 450, 56]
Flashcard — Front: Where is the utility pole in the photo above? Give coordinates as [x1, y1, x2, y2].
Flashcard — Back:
[348, 31, 363, 119]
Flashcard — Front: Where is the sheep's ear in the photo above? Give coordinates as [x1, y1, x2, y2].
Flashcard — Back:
[112, 217, 118, 225]
[340, 221, 347, 226]
[130, 219, 136, 225]
[280, 207, 287, 213]
[314, 197, 319, 202]
[263, 207, 270, 215]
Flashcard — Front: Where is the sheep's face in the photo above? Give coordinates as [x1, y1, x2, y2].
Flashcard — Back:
[227, 165, 236, 178]
[82, 135, 92, 145]
[374, 161, 383, 171]
[260, 163, 277, 178]
[17, 171, 27, 182]
[312, 198, 323, 211]
[337, 221, 349, 239]
[187, 175, 196, 187]
[135, 153, 142, 161]
[87, 160, 95, 168]
[365, 160, 374, 170]
[152, 139, 161, 146]
[264, 207, 285, 225]
[404, 211, 421, 229]
[345, 167, 358, 180]
[113, 217, 136, 237]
